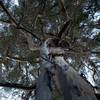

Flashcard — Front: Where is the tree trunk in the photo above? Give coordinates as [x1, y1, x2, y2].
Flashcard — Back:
[35, 69, 53, 100]
[53, 66, 97, 100]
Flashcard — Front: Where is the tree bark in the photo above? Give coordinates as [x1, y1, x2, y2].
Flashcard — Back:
[53, 66, 97, 100]
[35, 69, 53, 100]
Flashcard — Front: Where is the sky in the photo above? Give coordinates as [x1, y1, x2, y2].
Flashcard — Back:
[12, 0, 19, 6]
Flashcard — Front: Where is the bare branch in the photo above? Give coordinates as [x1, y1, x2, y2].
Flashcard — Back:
[57, 0, 72, 39]
[0, 1, 18, 25]
[0, 82, 36, 90]
[91, 51, 100, 54]
[59, 0, 70, 19]
[57, 19, 71, 38]
[22, 90, 33, 100]
[0, 56, 40, 63]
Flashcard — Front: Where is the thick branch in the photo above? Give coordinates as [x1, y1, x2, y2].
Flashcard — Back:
[0, 82, 36, 90]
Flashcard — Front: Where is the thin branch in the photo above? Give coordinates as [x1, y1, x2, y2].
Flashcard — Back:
[0, 82, 36, 90]
[91, 51, 100, 54]
[41, 56, 54, 64]
[57, 19, 71, 38]
[22, 90, 33, 100]
[0, 56, 40, 63]
[0, 1, 17, 24]
[17, 26, 41, 42]
[0, 1, 42, 42]
[59, 0, 70, 18]
[57, 0, 72, 39]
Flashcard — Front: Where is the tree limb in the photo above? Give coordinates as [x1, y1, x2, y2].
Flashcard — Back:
[0, 56, 40, 63]
[0, 82, 36, 90]
[57, 19, 71, 38]
[0, 0, 42, 42]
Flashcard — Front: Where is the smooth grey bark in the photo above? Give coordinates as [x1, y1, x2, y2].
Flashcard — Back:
[54, 66, 97, 100]
[35, 69, 53, 100]
[35, 38, 97, 100]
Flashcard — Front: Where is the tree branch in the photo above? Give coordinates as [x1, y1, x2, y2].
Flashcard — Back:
[0, 0, 17, 25]
[0, 82, 36, 90]
[0, 0, 42, 42]
[57, 19, 71, 38]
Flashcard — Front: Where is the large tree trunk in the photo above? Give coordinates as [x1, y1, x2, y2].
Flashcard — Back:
[53, 66, 97, 100]
[35, 69, 53, 100]
[35, 38, 97, 100]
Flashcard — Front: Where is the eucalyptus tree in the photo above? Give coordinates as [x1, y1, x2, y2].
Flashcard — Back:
[0, 0, 100, 100]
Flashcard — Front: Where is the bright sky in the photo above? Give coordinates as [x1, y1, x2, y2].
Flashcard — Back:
[90, 28, 100, 39]
[93, 11, 100, 21]
[12, 0, 19, 6]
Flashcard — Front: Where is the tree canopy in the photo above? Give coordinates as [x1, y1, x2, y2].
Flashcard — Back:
[0, 0, 100, 100]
